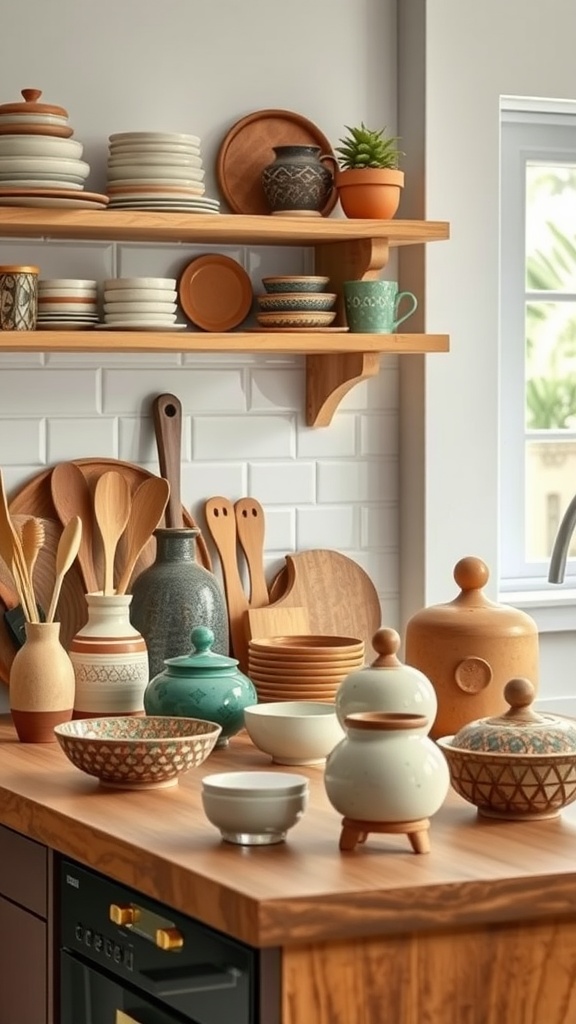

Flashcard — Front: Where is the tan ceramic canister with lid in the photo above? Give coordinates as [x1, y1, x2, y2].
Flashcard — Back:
[404, 556, 539, 740]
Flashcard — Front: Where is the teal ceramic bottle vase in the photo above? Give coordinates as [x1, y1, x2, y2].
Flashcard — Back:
[130, 527, 229, 681]
[144, 625, 258, 747]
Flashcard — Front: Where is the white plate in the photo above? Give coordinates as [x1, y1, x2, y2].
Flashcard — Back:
[0, 113, 69, 126]
[104, 277, 176, 290]
[0, 156, 90, 175]
[95, 322, 188, 332]
[0, 178, 85, 190]
[108, 204, 220, 214]
[109, 132, 201, 145]
[103, 301, 177, 314]
[39, 279, 98, 289]
[102, 289, 177, 303]
[0, 136, 83, 158]
[37, 314, 99, 321]
[0, 196, 107, 208]
[38, 304, 99, 315]
[107, 153, 203, 169]
[107, 196, 219, 206]
[107, 190, 209, 201]
[108, 143, 201, 157]
[107, 167, 204, 181]
[37, 322, 98, 331]
[104, 312, 177, 323]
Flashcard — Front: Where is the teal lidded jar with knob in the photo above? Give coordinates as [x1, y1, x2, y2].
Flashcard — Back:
[143, 625, 258, 747]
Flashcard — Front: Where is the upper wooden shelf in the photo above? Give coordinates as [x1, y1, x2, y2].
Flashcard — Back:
[0, 208, 449, 246]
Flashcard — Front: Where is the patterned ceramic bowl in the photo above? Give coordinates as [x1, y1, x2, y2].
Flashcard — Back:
[437, 678, 576, 820]
[256, 311, 336, 329]
[261, 275, 330, 293]
[54, 715, 221, 790]
[257, 292, 337, 313]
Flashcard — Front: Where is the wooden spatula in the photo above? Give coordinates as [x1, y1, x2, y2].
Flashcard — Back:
[50, 461, 100, 594]
[116, 477, 170, 595]
[204, 496, 249, 669]
[234, 497, 269, 608]
[93, 471, 132, 594]
[47, 516, 83, 623]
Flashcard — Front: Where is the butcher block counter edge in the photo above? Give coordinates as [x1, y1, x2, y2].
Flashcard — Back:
[1, 715, 576, 948]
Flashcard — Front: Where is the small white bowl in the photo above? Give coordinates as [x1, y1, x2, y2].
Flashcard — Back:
[0, 135, 83, 159]
[0, 156, 89, 177]
[201, 770, 309, 845]
[104, 277, 177, 290]
[39, 278, 98, 289]
[103, 288, 177, 303]
[107, 153, 203, 169]
[244, 701, 344, 765]
[109, 131, 201, 145]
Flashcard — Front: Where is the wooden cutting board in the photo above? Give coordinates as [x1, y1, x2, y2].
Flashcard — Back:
[267, 550, 382, 658]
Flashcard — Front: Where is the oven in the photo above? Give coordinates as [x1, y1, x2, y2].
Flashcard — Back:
[58, 858, 280, 1024]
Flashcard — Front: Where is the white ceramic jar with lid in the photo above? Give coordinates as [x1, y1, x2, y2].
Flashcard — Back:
[334, 627, 437, 733]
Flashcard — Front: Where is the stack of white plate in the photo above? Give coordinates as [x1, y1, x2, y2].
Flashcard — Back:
[99, 277, 187, 332]
[0, 135, 90, 191]
[37, 279, 99, 331]
[105, 131, 220, 215]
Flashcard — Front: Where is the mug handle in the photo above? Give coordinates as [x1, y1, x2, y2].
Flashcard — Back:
[393, 290, 418, 330]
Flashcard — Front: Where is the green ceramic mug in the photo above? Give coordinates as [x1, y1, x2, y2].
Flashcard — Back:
[343, 280, 418, 333]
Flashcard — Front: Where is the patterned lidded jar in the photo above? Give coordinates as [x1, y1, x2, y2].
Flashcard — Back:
[261, 145, 334, 216]
[68, 593, 149, 718]
[0, 265, 39, 330]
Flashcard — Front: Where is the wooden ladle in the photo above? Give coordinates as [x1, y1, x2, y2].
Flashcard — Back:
[47, 516, 82, 623]
[93, 472, 132, 595]
[116, 477, 170, 595]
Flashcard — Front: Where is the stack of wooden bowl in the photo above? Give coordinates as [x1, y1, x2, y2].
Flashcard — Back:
[248, 635, 365, 703]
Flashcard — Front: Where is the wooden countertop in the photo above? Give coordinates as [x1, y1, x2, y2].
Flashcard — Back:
[1, 714, 576, 948]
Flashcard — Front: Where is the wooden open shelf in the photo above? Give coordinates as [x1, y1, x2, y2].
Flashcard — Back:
[0, 209, 450, 426]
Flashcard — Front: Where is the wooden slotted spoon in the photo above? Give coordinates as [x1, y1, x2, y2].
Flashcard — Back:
[234, 497, 269, 608]
[116, 477, 170, 595]
[93, 472, 132, 594]
[204, 496, 249, 669]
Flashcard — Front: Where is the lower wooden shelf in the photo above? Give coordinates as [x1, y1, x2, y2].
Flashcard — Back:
[0, 330, 449, 427]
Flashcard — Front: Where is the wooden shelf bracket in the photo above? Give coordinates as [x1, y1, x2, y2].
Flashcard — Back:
[306, 352, 381, 427]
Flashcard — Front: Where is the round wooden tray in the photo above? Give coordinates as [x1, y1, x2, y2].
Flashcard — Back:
[216, 108, 338, 216]
[178, 254, 253, 331]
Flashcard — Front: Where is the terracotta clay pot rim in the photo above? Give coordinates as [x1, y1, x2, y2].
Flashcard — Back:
[335, 168, 405, 188]
[344, 711, 428, 731]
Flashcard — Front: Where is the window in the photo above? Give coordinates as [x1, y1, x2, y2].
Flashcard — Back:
[500, 101, 576, 602]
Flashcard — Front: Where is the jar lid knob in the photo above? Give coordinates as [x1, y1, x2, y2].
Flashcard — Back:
[500, 677, 542, 723]
[190, 625, 214, 654]
[371, 627, 402, 668]
[453, 556, 489, 591]
[21, 88, 42, 104]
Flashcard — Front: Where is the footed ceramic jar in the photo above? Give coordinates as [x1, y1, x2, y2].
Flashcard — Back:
[324, 711, 450, 824]
[144, 625, 257, 747]
[335, 627, 437, 733]
[68, 593, 149, 718]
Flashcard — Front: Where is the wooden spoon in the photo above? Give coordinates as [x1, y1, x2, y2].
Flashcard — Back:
[234, 497, 269, 608]
[93, 472, 132, 594]
[47, 515, 82, 623]
[116, 477, 170, 595]
[204, 496, 249, 669]
[152, 393, 184, 528]
[50, 461, 99, 594]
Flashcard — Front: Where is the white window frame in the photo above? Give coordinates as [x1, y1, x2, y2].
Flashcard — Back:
[499, 99, 576, 630]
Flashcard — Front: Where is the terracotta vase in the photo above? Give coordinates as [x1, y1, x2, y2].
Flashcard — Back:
[68, 593, 148, 718]
[10, 621, 75, 742]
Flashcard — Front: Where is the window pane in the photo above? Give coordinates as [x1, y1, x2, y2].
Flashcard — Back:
[526, 439, 576, 560]
[525, 300, 576, 428]
[525, 164, 576, 292]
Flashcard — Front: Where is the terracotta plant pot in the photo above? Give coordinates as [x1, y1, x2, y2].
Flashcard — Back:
[334, 168, 404, 220]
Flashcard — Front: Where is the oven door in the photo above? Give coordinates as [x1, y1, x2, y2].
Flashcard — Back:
[61, 950, 205, 1024]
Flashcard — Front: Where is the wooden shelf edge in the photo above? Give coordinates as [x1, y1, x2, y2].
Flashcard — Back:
[0, 209, 450, 246]
[0, 330, 450, 355]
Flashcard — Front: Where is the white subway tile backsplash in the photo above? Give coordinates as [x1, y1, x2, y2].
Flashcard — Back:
[361, 503, 399, 548]
[0, 369, 100, 416]
[297, 414, 356, 457]
[249, 460, 316, 503]
[46, 351, 183, 368]
[246, 246, 312, 287]
[296, 505, 357, 549]
[260, 507, 297, 551]
[0, 240, 114, 283]
[317, 457, 398, 503]
[118, 414, 191, 465]
[184, 462, 246, 517]
[116, 242, 246, 292]
[103, 368, 247, 414]
[194, 415, 295, 459]
[0, 419, 43, 464]
[46, 417, 117, 462]
[250, 367, 304, 412]
[0, 352, 45, 367]
[360, 411, 399, 456]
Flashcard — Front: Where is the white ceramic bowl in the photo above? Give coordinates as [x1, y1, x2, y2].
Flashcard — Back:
[201, 771, 309, 845]
[39, 279, 98, 289]
[109, 131, 201, 145]
[0, 135, 83, 158]
[103, 301, 177, 315]
[0, 156, 90, 177]
[38, 301, 98, 314]
[243, 701, 344, 765]
[108, 143, 202, 156]
[107, 153, 203, 169]
[103, 288, 177, 303]
[104, 277, 177, 290]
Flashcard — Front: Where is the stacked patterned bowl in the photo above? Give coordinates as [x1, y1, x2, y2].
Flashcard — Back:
[256, 275, 337, 330]
[247, 635, 365, 703]
[104, 131, 220, 214]
[100, 276, 186, 332]
[37, 278, 99, 331]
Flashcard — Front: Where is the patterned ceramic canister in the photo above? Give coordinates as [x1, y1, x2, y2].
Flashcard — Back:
[68, 593, 149, 718]
[261, 145, 334, 216]
[0, 265, 39, 330]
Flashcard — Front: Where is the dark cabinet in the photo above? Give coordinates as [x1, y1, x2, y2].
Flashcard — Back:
[0, 824, 49, 1024]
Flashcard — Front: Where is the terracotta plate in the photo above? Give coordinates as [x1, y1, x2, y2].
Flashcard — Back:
[0, 124, 74, 138]
[216, 108, 338, 216]
[178, 254, 253, 331]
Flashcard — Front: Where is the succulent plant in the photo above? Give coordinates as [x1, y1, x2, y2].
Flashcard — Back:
[335, 123, 404, 171]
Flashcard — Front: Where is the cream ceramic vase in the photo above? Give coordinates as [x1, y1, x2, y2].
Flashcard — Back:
[68, 594, 148, 718]
[10, 621, 75, 743]
[335, 627, 437, 733]
[324, 711, 450, 824]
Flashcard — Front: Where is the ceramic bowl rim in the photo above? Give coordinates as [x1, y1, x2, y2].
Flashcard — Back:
[201, 770, 309, 796]
[54, 715, 222, 743]
[437, 736, 576, 763]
